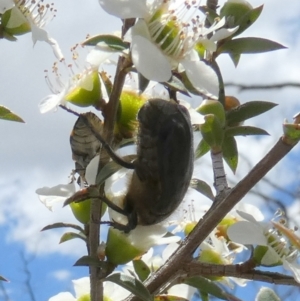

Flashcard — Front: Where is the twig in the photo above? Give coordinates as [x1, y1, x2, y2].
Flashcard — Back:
[211, 151, 229, 195]
[126, 136, 296, 300]
[187, 261, 300, 287]
[89, 21, 133, 301]
[225, 82, 300, 91]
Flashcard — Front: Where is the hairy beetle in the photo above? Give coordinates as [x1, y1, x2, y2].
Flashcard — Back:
[67, 98, 194, 232]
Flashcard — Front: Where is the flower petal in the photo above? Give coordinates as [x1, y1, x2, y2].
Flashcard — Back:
[182, 59, 219, 97]
[131, 35, 172, 82]
[73, 277, 90, 298]
[283, 260, 300, 283]
[227, 221, 267, 245]
[99, 0, 148, 19]
[85, 155, 100, 185]
[210, 27, 239, 42]
[39, 88, 66, 113]
[49, 292, 76, 301]
[86, 46, 116, 68]
[30, 23, 64, 60]
[36, 183, 76, 211]
[0, 0, 14, 14]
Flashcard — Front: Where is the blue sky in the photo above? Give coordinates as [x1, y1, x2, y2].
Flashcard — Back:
[1, 0, 300, 300]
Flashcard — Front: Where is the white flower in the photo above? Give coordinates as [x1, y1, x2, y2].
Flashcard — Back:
[1, 0, 63, 60]
[36, 155, 100, 210]
[39, 56, 101, 113]
[48, 277, 130, 301]
[228, 210, 300, 283]
[98, 0, 223, 97]
[49, 277, 90, 301]
[36, 182, 76, 211]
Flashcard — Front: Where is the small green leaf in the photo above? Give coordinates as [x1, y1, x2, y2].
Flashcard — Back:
[0, 105, 24, 123]
[82, 34, 129, 51]
[233, 5, 263, 36]
[226, 101, 277, 125]
[41, 222, 84, 232]
[222, 136, 238, 173]
[225, 126, 269, 136]
[96, 155, 136, 185]
[104, 273, 152, 301]
[199, 114, 224, 151]
[228, 52, 240, 67]
[74, 255, 108, 268]
[184, 276, 227, 300]
[59, 232, 86, 243]
[218, 37, 286, 54]
[190, 179, 214, 201]
[133, 259, 151, 282]
[195, 139, 211, 159]
[0, 275, 9, 282]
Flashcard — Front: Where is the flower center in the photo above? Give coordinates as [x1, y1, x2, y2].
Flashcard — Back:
[15, 0, 56, 26]
[147, 0, 205, 60]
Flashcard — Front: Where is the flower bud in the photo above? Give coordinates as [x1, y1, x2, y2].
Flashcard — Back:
[105, 228, 145, 265]
[65, 70, 102, 107]
[197, 99, 226, 127]
[1, 7, 31, 36]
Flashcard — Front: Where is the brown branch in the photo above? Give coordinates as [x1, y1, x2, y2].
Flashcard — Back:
[225, 82, 300, 91]
[126, 136, 296, 300]
[89, 19, 133, 301]
[187, 261, 300, 287]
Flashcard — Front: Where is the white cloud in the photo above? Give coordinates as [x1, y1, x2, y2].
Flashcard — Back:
[50, 269, 72, 281]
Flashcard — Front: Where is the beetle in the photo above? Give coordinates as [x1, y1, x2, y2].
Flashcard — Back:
[67, 98, 194, 232]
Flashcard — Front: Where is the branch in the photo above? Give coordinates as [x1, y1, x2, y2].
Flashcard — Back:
[89, 20, 133, 301]
[187, 261, 300, 287]
[225, 82, 300, 91]
[126, 136, 296, 300]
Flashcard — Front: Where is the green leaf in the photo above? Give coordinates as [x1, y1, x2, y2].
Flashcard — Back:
[41, 222, 84, 232]
[81, 34, 129, 51]
[228, 52, 240, 67]
[199, 114, 224, 151]
[226, 101, 277, 126]
[59, 232, 86, 243]
[104, 273, 152, 301]
[222, 136, 238, 173]
[195, 139, 210, 160]
[218, 37, 286, 55]
[0, 275, 9, 282]
[184, 276, 227, 300]
[74, 255, 108, 268]
[133, 259, 151, 282]
[225, 126, 269, 136]
[233, 5, 263, 36]
[195, 139, 211, 159]
[96, 155, 136, 185]
[190, 179, 214, 201]
[0, 105, 24, 123]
